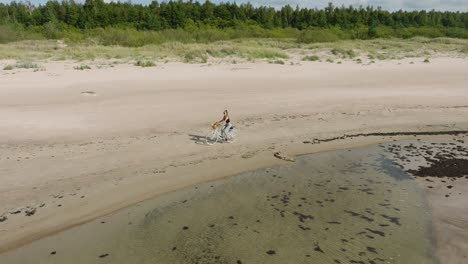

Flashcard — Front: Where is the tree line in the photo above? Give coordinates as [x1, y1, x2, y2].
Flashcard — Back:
[1, 0, 467, 31]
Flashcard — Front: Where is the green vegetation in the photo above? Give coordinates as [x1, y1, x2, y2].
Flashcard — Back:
[2, 61, 42, 70]
[0, 1, 466, 47]
[134, 60, 156, 67]
[331, 48, 357, 58]
[15, 61, 40, 69]
[297, 28, 342, 43]
[302, 55, 320, 61]
[183, 50, 208, 63]
[74, 64, 92, 70]
[424, 58, 431, 63]
[1, 37, 466, 65]
[270, 59, 285, 65]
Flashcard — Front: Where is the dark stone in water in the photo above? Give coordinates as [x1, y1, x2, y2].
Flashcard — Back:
[50, 251, 56, 255]
[237, 260, 242, 264]
[367, 246, 378, 254]
[0, 215, 7, 222]
[360, 215, 374, 222]
[365, 228, 385, 237]
[381, 214, 401, 226]
[327, 221, 341, 225]
[266, 250, 276, 255]
[99, 253, 109, 258]
[314, 243, 324, 253]
[182, 226, 189, 230]
[344, 210, 360, 217]
[358, 188, 374, 195]
[293, 211, 314, 223]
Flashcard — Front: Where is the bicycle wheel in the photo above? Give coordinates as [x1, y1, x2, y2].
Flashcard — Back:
[205, 129, 220, 145]
[226, 128, 237, 142]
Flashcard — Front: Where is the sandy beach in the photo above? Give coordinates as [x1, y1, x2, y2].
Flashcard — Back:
[1, 57, 468, 263]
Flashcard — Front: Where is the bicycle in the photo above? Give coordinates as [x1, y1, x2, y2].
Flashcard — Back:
[204, 123, 237, 145]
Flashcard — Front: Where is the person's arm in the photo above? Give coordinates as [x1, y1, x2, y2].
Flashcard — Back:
[216, 115, 227, 125]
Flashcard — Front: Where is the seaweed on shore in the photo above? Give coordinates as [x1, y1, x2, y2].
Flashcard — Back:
[408, 158, 468, 178]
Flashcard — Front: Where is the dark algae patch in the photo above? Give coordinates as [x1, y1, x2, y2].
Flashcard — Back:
[408, 158, 468, 178]
[382, 138, 468, 198]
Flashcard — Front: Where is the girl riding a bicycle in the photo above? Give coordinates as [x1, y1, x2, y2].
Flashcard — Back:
[215, 110, 232, 141]
[205, 110, 236, 145]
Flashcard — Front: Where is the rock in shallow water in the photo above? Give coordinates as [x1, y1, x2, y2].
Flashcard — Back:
[273, 152, 295, 162]
[0, 215, 7, 222]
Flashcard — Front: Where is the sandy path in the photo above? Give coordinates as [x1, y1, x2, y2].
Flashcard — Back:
[0, 58, 467, 261]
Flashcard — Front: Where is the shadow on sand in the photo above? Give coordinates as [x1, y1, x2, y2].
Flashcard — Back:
[189, 134, 209, 145]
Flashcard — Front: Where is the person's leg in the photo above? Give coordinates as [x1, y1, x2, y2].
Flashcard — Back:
[223, 123, 232, 140]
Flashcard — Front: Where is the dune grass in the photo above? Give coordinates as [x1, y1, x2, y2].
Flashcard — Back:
[74, 64, 92, 70]
[2, 61, 42, 71]
[15, 61, 40, 69]
[134, 60, 156, 67]
[0, 37, 466, 66]
[302, 55, 320, 61]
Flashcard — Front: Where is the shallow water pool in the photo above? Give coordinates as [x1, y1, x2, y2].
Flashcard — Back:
[0, 144, 434, 264]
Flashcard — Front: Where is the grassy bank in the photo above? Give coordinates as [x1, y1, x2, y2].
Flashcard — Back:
[1, 37, 467, 67]
[2, 23, 467, 46]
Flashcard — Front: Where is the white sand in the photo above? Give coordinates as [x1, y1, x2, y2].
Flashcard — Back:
[1, 58, 467, 262]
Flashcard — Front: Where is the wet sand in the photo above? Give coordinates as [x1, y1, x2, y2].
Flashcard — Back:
[381, 138, 468, 264]
[0, 58, 468, 262]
